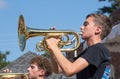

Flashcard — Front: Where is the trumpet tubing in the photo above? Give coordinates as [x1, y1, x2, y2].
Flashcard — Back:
[18, 15, 81, 52]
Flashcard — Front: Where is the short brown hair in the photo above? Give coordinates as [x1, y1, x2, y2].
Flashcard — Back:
[86, 13, 112, 40]
[30, 56, 53, 77]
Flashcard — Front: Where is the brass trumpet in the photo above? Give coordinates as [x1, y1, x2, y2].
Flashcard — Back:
[0, 73, 28, 79]
[18, 15, 80, 52]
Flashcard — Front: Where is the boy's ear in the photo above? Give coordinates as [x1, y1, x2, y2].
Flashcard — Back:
[95, 26, 102, 34]
[39, 69, 45, 76]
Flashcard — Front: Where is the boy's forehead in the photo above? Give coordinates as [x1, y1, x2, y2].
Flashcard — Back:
[86, 16, 94, 20]
[30, 63, 37, 66]
[85, 17, 95, 23]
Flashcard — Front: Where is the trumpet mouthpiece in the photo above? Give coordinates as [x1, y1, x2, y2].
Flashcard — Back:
[77, 32, 82, 35]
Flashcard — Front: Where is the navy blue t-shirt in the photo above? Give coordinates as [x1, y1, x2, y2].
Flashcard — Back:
[74, 43, 111, 79]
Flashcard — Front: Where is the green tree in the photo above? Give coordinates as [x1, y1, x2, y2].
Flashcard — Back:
[0, 51, 10, 69]
[97, 0, 120, 15]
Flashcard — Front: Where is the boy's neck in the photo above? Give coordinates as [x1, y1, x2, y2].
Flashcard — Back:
[87, 37, 101, 46]
[37, 77, 46, 79]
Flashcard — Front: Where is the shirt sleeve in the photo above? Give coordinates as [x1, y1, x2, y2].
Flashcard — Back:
[81, 46, 103, 67]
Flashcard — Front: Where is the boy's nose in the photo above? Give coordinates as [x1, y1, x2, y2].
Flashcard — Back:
[80, 26, 83, 30]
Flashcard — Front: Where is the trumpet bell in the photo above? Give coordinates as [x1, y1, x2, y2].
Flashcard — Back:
[0, 73, 28, 79]
[18, 15, 26, 51]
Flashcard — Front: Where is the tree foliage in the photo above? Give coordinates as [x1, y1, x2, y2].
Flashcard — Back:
[97, 0, 120, 15]
[0, 51, 10, 69]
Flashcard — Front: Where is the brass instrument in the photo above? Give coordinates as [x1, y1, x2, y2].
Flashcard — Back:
[18, 15, 80, 52]
[0, 73, 28, 79]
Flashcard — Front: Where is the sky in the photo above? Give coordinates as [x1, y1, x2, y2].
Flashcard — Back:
[0, 0, 111, 61]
